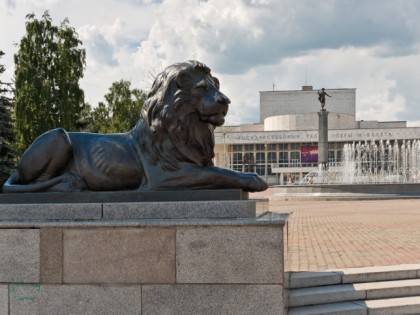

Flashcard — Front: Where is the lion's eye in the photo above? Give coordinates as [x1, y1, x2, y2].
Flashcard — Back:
[196, 80, 208, 91]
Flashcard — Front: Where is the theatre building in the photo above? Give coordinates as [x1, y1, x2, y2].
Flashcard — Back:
[213, 86, 420, 185]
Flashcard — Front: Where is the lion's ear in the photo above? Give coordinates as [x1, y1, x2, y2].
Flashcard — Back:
[176, 71, 192, 89]
[212, 76, 220, 89]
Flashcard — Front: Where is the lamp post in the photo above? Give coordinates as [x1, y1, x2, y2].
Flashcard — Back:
[223, 132, 227, 167]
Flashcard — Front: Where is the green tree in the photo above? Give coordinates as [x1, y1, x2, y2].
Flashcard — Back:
[81, 80, 145, 134]
[0, 51, 16, 190]
[77, 80, 146, 134]
[14, 11, 86, 149]
[104, 80, 145, 133]
[89, 102, 111, 133]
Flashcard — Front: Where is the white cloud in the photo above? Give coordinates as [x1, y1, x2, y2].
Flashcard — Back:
[2, 0, 420, 127]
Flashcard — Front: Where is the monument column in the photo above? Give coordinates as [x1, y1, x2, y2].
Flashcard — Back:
[317, 88, 331, 170]
[318, 109, 329, 169]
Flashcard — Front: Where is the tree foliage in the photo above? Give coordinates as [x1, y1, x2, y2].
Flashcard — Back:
[105, 80, 145, 133]
[86, 102, 111, 133]
[0, 51, 16, 189]
[84, 80, 145, 133]
[14, 11, 86, 149]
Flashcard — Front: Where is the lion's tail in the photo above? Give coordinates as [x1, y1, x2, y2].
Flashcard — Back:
[2, 172, 61, 193]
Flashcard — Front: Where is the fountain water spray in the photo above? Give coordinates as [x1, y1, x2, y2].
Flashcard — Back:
[300, 140, 420, 184]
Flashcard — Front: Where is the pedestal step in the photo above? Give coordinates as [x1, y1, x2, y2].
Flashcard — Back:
[286, 264, 420, 314]
[288, 296, 420, 315]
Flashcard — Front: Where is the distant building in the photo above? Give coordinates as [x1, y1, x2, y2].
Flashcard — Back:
[214, 86, 416, 185]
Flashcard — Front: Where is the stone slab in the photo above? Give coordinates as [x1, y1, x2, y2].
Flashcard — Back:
[288, 284, 366, 308]
[40, 228, 63, 284]
[288, 301, 367, 315]
[103, 200, 256, 219]
[354, 279, 420, 300]
[0, 203, 101, 221]
[355, 296, 420, 314]
[332, 264, 420, 284]
[0, 189, 248, 204]
[0, 286, 7, 315]
[0, 229, 39, 283]
[0, 213, 288, 229]
[9, 284, 142, 314]
[176, 225, 283, 284]
[63, 228, 175, 284]
[142, 284, 283, 315]
[287, 271, 342, 289]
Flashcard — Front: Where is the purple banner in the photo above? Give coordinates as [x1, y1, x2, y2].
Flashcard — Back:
[301, 146, 318, 163]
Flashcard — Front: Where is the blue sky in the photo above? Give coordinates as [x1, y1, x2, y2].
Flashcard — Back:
[1, 0, 420, 126]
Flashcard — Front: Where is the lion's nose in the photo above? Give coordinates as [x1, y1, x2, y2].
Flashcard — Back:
[216, 93, 231, 105]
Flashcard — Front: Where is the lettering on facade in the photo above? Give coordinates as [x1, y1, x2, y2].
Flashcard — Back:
[217, 129, 420, 145]
[330, 133, 353, 139]
[304, 133, 318, 140]
[364, 132, 393, 139]
[226, 133, 303, 141]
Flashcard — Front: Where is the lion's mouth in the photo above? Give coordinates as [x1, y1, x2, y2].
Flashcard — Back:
[200, 112, 226, 126]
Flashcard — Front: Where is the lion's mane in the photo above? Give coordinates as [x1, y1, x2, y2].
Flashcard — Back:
[130, 60, 216, 171]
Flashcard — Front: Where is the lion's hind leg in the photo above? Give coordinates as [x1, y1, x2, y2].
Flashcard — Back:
[4, 128, 84, 192]
[17, 128, 73, 183]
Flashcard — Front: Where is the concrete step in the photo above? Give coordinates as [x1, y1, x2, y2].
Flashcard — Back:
[287, 271, 342, 289]
[288, 278, 420, 308]
[287, 264, 420, 289]
[288, 296, 420, 315]
[288, 301, 366, 315]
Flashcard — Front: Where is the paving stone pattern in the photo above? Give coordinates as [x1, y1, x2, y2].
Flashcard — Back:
[251, 189, 420, 272]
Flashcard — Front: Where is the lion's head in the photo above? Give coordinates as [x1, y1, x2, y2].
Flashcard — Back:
[134, 60, 230, 170]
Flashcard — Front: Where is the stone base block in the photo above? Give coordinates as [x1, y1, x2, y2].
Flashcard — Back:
[0, 230, 39, 283]
[0, 200, 256, 220]
[0, 286, 7, 315]
[142, 284, 284, 314]
[9, 284, 142, 314]
[0, 202, 287, 314]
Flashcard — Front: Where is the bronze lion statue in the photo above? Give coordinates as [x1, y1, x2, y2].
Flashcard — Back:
[4, 60, 268, 193]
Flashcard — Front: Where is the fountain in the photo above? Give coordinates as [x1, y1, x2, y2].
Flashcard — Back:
[276, 91, 420, 197]
[279, 139, 420, 197]
[300, 139, 420, 185]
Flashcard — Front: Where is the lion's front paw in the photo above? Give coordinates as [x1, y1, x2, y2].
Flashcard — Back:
[60, 173, 87, 191]
[245, 173, 268, 192]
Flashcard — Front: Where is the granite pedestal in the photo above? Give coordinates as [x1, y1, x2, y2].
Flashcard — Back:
[0, 190, 287, 315]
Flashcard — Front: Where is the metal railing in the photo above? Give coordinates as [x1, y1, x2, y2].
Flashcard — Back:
[271, 161, 342, 169]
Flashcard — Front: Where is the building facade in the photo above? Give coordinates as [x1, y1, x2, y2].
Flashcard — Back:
[214, 86, 418, 185]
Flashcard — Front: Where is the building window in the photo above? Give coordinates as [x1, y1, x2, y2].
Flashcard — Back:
[255, 152, 266, 176]
[233, 153, 242, 163]
[291, 143, 300, 150]
[328, 150, 335, 162]
[256, 144, 265, 150]
[279, 152, 288, 164]
[267, 143, 277, 150]
[232, 153, 242, 171]
[243, 153, 255, 172]
[279, 143, 289, 150]
[256, 165, 265, 176]
[290, 151, 300, 166]
[232, 145, 242, 152]
[336, 150, 342, 162]
[267, 152, 277, 163]
[244, 144, 254, 151]
[290, 151, 300, 160]
[256, 152, 265, 163]
[267, 152, 277, 175]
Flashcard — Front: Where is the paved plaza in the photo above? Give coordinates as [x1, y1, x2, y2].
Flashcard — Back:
[250, 188, 420, 272]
